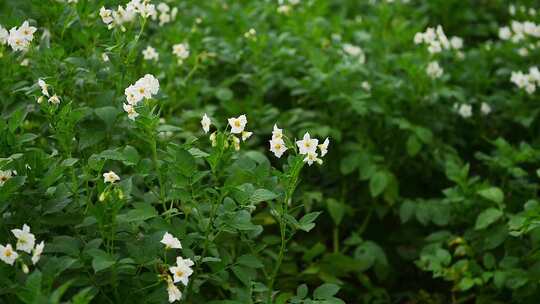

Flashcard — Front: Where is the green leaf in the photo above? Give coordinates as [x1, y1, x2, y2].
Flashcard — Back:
[475, 208, 504, 230]
[88, 250, 116, 272]
[313, 283, 340, 300]
[369, 171, 388, 197]
[298, 212, 322, 232]
[250, 189, 279, 204]
[477, 187, 504, 204]
[327, 199, 345, 226]
[399, 200, 416, 223]
[236, 255, 263, 268]
[406, 135, 422, 156]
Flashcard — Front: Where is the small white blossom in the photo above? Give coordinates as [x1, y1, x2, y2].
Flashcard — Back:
[318, 138, 329, 157]
[48, 94, 61, 104]
[167, 277, 182, 303]
[241, 131, 253, 141]
[0, 244, 18, 266]
[361, 81, 371, 92]
[102, 53, 110, 62]
[169, 256, 194, 285]
[161, 232, 182, 249]
[103, 171, 120, 183]
[456, 104, 472, 118]
[201, 114, 211, 133]
[123, 103, 139, 120]
[142, 45, 159, 61]
[11, 224, 35, 254]
[32, 241, 45, 265]
[0, 170, 13, 186]
[172, 43, 190, 62]
[303, 152, 322, 166]
[272, 124, 283, 140]
[100, 7, 114, 24]
[426, 61, 443, 79]
[38, 78, 49, 97]
[209, 132, 217, 147]
[342, 43, 365, 64]
[269, 138, 287, 158]
[296, 132, 318, 155]
[232, 136, 241, 151]
[228, 115, 248, 134]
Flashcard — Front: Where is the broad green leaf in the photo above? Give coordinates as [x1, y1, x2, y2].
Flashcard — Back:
[475, 208, 504, 230]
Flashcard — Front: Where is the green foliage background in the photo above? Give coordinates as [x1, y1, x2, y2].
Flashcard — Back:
[1, 0, 540, 303]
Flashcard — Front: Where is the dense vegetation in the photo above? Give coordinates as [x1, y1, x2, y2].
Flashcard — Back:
[1, 0, 540, 303]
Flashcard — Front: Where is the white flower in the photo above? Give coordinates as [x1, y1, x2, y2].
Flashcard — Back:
[269, 138, 287, 158]
[457, 104, 472, 118]
[241, 131, 253, 141]
[228, 115, 247, 134]
[142, 46, 159, 61]
[125, 84, 143, 105]
[172, 43, 190, 60]
[296, 132, 318, 155]
[272, 124, 283, 140]
[103, 171, 120, 183]
[450, 36, 463, 50]
[38, 78, 49, 97]
[0, 170, 13, 186]
[48, 94, 60, 104]
[37, 96, 45, 104]
[342, 43, 365, 64]
[201, 114, 211, 133]
[139, 74, 160, 96]
[8, 28, 30, 51]
[123, 103, 139, 120]
[167, 278, 182, 303]
[102, 53, 110, 62]
[32, 241, 45, 265]
[480, 102, 491, 115]
[0, 244, 18, 265]
[426, 61, 443, 79]
[11, 224, 35, 254]
[161, 232, 182, 249]
[361, 81, 371, 92]
[100, 7, 114, 24]
[0, 25, 8, 45]
[169, 256, 194, 285]
[318, 138, 329, 157]
[303, 152, 322, 166]
[19, 21, 37, 40]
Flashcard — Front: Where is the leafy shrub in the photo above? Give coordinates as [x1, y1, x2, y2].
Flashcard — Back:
[1, 0, 540, 303]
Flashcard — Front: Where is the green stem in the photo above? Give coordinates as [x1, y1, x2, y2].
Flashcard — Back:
[267, 157, 303, 303]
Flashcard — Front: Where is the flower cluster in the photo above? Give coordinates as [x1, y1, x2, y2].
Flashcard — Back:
[296, 133, 329, 166]
[36, 78, 61, 105]
[156, 3, 178, 26]
[244, 28, 257, 40]
[100, 0, 156, 31]
[0, 169, 14, 186]
[172, 43, 190, 64]
[268, 124, 330, 165]
[123, 74, 160, 120]
[510, 67, 540, 94]
[342, 43, 366, 64]
[269, 124, 288, 158]
[414, 26, 463, 54]
[160, 232, 194, 303]
[277, 0, 300, 14]
[499, 21, 540, 42]
[1, 224, 45, 271]
[201, 114, 252, 150]
[426, 61, 443, 79]
[0, 21, 37, 52]
[453, 102, 492, 118]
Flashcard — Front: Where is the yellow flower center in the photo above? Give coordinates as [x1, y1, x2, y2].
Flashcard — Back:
[234, 120, 241, 127]
[5, 249, 12, 257]
[274, 143, 281, 149]
[176, 270, 184, 277]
